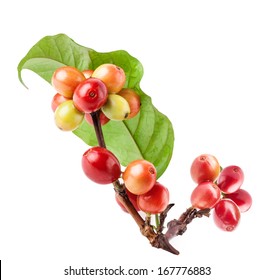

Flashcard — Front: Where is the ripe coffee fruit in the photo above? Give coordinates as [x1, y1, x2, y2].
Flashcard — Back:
[217, 165, 244, 194]
[73, 78, 108, 113]
[190, 181, 221, 209]
[137, 182, 169, 214]
[51, 66, 85, 98]
[190, 154, 220, 184]
[51, 93, 71, 112]
[92, 63, 126, 93]
[117, 88, 141, 119]
[82, 69, 94, 78]
[123, 159, 157, 195]
[224, 189, 252, 213]
[82, 147, 121, 184]
[213, 199, 241, 231]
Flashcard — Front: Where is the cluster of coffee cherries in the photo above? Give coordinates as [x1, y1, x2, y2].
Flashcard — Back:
[117, 160, 170, 215]
[51, 64, 141, 131]
[50, 63, 169, 215]
[81, 149, 170, 215]
[190, 154, 252, 231]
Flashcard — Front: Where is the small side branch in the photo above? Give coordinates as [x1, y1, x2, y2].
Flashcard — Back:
[91, 110, 211, 255]
[165, 207, 210, 240]
[114, 181, 179, 255]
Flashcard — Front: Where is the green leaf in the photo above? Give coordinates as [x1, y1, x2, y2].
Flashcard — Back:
[18, 33, 174, 178]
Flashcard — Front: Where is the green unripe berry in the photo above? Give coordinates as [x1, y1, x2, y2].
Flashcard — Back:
[102, 94, 130, 121]
[54, 100, 84, 131]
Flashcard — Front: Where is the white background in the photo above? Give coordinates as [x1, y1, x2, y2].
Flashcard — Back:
[1, 0, 272, 279]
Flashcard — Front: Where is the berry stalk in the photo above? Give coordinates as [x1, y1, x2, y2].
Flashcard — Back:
[90, 111, 106, 148]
